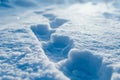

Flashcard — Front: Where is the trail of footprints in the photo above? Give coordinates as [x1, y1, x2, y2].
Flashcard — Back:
[31, 12, 73, 62]
[31, 10, 104, 80]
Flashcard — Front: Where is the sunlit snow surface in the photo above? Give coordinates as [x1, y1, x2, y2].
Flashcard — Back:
[0, 0, 120, 80]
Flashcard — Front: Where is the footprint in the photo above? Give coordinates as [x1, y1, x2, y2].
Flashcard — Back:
[34, 11, 44, 14]
[31, 17, 70, 62]
[43, 13, 56, 21]
[45, 8, 54, 11]
[31, 24, 55, 41]
[58, 49, 103, 80]
[50, 18, 68, 28]
[34, 7, 54, 15]
[42, 34, 74, 62]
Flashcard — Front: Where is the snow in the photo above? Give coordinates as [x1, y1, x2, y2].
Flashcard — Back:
[58, 49, 102, 80]
[42, 34, 74, 62]
[50, 18, 68, 28]
[0, 0, 120, 80]
[31, 24, 52, 41]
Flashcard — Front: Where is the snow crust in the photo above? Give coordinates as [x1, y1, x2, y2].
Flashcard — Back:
[0, 0, 120, 80]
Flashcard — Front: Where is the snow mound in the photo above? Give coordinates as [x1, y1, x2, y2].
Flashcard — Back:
[58, 49, 103, 80]
[68, 49, 102, 76]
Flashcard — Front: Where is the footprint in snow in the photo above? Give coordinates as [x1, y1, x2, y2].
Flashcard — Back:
[50, 18, 68, 28]
[34, 11, 44, 14]
[43, 13, 57, 21]
[42, 13, 68, 28]
[31, 24, 55, 41]
[31, 14, 71, 62]
[42, 34, 74, 62]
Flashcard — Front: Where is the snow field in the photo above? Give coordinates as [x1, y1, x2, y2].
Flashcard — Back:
[0, 0, 120, 80]
[30, 10, 114, 80]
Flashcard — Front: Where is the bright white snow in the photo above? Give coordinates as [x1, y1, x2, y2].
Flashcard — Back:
[0, 0, 120, 80]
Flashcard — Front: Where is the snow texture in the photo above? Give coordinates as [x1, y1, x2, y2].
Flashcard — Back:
[0, 0, 120, 80]
[58, 49, 102, 80]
